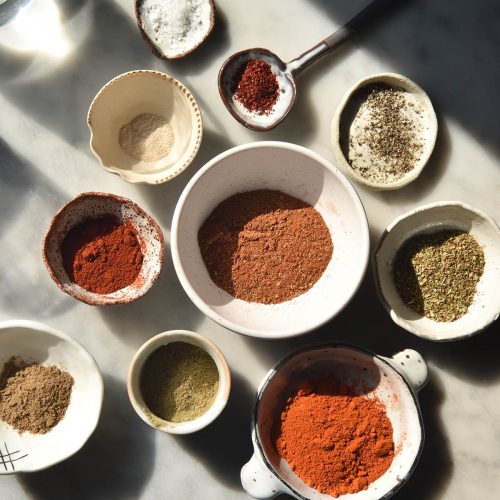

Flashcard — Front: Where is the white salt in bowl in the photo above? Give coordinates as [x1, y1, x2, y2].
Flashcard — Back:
[374, 202, 500, 341]
[331, 73, 438, 191]
[88, 70, 203, 185]
[0, 320, 103, 474]
[127, 330, 231, 434]
[241, 342, 428, 500]
[171, 142, 370, 338]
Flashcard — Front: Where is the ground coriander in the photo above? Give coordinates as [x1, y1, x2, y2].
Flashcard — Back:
[392, 230, 485, 322]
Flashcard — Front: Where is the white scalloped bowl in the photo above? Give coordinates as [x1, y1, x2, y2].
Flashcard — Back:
[0, 320, 103, 474]
[88, 70, 203, 185]
[373, 202, 500, 340]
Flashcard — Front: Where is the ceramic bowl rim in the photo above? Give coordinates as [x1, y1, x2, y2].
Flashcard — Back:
[0, 319, 104, 474]
[171, 140, 370, 339]
[42, 191, 165, 306]
[331, 72, 438, 191]
[127, 329, 231, 434]
[251, 340, 425, 500]
[87, 69, 203, 185]
[372, 200, 500, 341]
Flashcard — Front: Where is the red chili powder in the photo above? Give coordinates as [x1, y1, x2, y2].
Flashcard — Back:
[62, 216, 143, 294]
[274, 378, 395, 497]
[232, 58, 280, 114]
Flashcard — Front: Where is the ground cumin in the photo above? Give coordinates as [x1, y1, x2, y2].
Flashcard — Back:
[274, 378, 394, 497]
[198, 189, 333, 304]
[0, 357, 74, 435]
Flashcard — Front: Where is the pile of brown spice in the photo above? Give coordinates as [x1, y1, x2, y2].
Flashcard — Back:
[0, 357, 74, 434]
[198, 189, 333, 304]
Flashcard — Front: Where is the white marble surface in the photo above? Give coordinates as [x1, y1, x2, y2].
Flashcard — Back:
[0, 0, 499, 499]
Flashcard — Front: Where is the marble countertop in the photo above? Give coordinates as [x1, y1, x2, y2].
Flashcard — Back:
[0, 0, 499, 499]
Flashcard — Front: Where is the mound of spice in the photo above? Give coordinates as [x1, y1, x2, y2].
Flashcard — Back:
[341, 83, 424, 183]
[140, 342, 219, 423]
[0, 357, 74, 435]
[62, 215, 143, 294]
[392, 230, 485, 322]
[274, 378, 394, 497]
[119, 113, 174, 162]
[198, 189, 333, 304]
[232, 59, 280, 114]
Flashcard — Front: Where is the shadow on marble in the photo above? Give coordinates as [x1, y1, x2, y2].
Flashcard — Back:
[311, 0, 500, 158]
[175, 371, 254, 490]
[19, 375, 155, 500]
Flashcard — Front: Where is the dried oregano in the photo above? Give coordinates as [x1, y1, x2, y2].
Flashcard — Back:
[392, 230, 485, 322]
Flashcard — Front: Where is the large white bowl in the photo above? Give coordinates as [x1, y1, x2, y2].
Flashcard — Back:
[171, 142, 370, 338]
[0, 320, 103, 474]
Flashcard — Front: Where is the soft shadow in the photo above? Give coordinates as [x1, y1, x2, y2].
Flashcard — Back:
[19, 375, 155, 500]
[175, 371, 254, 490]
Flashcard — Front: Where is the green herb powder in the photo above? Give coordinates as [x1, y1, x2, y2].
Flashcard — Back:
[392, 230, 485, 322]
[140, 342, 219, 423]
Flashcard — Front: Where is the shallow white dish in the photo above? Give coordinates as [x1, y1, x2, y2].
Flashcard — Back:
[171, 141, 370, 338]
[331, 73, 437, 191]
[241, 342, 428, 500]
[373, 201, 500, 341]
[88, 70, 202, 185]
[0, 320, 103, 474]
[127, 330, 230, 434]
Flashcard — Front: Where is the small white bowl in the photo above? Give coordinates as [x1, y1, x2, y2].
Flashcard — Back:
[374, 202, 500, 341]
[171, 141, 370, 339]
[127, 330, 230, 434]
[88, 70, 203, 185]
[332, 73, 438, 191]
[0, 320, 103, 474]
[42, 192, 164, 306]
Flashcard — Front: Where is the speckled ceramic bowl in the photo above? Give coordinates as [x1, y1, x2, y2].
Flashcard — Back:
[373, 201, 500, 341]
[88, 70, 203, 185]
[0, 320, 103, 474]
[332, 73, 437, 191]
[42, 192, 164, 305]
[241, 342, 428, 500]
[127, 330, 231, 434]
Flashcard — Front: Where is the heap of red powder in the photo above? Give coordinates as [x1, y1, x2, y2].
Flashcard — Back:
[62, 215, 143, 294]
[232, 59, 280, 114]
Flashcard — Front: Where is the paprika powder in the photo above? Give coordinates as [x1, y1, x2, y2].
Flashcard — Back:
[62, 215, 143, 294]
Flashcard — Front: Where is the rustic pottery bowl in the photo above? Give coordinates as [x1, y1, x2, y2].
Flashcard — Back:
[88, 70, 203, 185]
[42, 192, 164, 306]
[241, 342, 428, 500]
[331, 73, 437, 191]
[0, 320, 103, 474]
[171, 141, 370, 339]
[374, 202, 500, 341]
[127, 330, 230, 434]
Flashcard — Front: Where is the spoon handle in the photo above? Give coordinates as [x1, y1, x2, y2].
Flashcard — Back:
[288, 0, 402, 77]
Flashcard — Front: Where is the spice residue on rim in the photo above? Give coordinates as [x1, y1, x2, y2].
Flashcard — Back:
[0, 357, 74, 435]
[392, 230, 485, 322]
[274, 376, 394, 497]
[232, 59, 280, 114]
[62, 215, 144, 294]
[340, 83, 425, 184]
[198, 189, 333, 304]
[140, 342, 219, 423]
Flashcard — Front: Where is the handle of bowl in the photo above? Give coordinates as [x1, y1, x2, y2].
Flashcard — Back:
[383, 349, 429, 392]
[241, 453, 287, 499]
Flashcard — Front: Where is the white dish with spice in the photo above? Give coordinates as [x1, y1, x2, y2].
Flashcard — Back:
[373, 202, 500, 341]
[331, 73, 437, 191]
[171, 141, 370, 338]
[241, 342, 428, 500]
[88, 70, 203, 185]
[127, 330, 230, 434]
[0, 320, 103, 474]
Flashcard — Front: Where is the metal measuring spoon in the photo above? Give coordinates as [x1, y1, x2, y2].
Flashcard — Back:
[218, 0, 398, 131]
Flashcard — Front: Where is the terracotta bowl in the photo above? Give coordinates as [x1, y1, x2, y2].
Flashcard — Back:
[42, 192, 164, 305]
